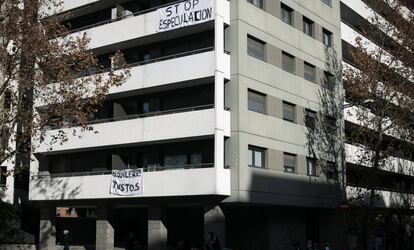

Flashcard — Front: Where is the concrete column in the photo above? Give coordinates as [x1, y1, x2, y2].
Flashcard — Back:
[96, 206, 114, 250]
[204, 206, 225, 247]
[148, 206, 167, 250]
[39, 207, 56, 250]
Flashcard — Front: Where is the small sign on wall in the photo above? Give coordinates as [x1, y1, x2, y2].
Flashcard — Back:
[110, 169, 143, 196]
[157, 0, 214, 32]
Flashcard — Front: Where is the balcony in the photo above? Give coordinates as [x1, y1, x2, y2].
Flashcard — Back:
[35, 108, 218, 153]
[29, 165, 231, 200]
[65, 0, 230, 51]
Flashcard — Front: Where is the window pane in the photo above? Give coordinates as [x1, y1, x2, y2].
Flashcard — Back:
[307, 158, 317, 176]
[0, 166, 6, 186]
[323, 29, 332, 47]
[248, 90, 266, 113]
[248, 0, 263, 8]
[303, 18, 313, 36]
[190, 153, 202, 165]
[284, 153, 296, 168]
[248, 149, 253, 166]
[282, 52, 295, 73]
[248, 36, 265, 60]
[164, 154, 187, 167]
[281, 5, 292, 25]
[304, 63, 316, 82]
[283, 102, 295, 122]
[305, 109, 317, 129]
[254, 151, 263, 167]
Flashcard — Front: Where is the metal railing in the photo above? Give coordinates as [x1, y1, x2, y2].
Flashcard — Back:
[44, 104, 214, 130]
[67, 0, 186, 35]
[93, 46, 214, 75]
[36, 163, 214, 178]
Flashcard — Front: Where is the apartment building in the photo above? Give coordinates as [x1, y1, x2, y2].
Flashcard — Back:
[341, 0, 414, 248]
[24, 0, 345, 249]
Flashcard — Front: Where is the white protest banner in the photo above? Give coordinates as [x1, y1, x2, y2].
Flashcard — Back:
[157, 0, 214, 32]
[110, 169, 143, 196]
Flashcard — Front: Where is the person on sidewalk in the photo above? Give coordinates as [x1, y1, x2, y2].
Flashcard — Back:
[204, 232, 221, 250]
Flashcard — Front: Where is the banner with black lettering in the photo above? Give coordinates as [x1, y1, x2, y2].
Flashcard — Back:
[110, 169, 143, 196]
[157, 0, 214, 32]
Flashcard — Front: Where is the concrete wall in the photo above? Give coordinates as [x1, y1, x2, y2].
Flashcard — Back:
[225, 0, 343, 207]
[30, 168, 230, 200]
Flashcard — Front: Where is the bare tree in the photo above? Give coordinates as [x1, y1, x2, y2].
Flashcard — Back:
[343, 0, 414, 248]
[0, 0, 129, 179]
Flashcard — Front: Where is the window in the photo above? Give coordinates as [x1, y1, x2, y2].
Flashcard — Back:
[281, 4, 293, 25]
[248, 89, 266, 114]
[283, 102, 296, 122]
[321, 0, 332, 6]
[282, 52, 295, 73]
[247, 0, 264, 9]
[0, 166, 6, 187]
[284, 153, 296, 173]
[248, 146, 266, 168]
[307, 158, 317, 176]
[324, 71, 335, 90]
[305, 109, 317, 129]
[303, 17, 314, 37]
[304, 62, 316, 82]
[326, 161, 338, 180]
[323, 29, 333, 47]
[326, 116, 337, 129]
[247, 35, 266, 61]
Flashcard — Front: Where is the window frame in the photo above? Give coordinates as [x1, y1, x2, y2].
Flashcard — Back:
[304, 62, 316, 82]
[305, 109, 317, 129]
[326, 161, 338, 180]
[248, 89, 266, 114]
[247, 35, 266, 61]
[321, 0, 332, 7]
[283, 153, 296, 173]
[281, 3, 293, 25]
[307, 157, 317, 176]
[282, 51, 295, 73]
[0, 166, 6, 187]
[248, 145, 266, 169]
[283, 101, 296, 123]
[303, 17, 314, 37]
[322, 28, 333, 47]
[247, 0, 264, 9]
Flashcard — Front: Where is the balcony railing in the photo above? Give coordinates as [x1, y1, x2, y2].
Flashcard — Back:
[43, 104, 214, 130]
[67, 0, 186, 34]
[94, 46, 214, 75]
[36, 163, 214, 178]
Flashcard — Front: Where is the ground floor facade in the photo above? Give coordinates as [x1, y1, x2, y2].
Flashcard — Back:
[30, 198, 348, 250]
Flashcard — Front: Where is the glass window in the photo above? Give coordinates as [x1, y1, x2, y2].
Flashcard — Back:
[282, 52, 295, 73]
[324, 71, 335, 90]
[248, 146, 266, 168]
[303, 17, 314, 37]
[323, 29, 333, 47]
[247, 0, 264, 9]
[305, 109, 317, 129]
[247, 35, 266, 61]
[0, 166, 6, 187]
[164, 154, 187, 167]
[283, 102, 296, 122]
[281, 4, 293, 25]
[190, 153, 202, 166]
[284, 153, 296, 173]
[322, 0, 332, 7]
[307, 158, 317, 176]
[248, 90, 266, 114]
[326, 161, 338, 180]
[304, 62, 316, 82]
